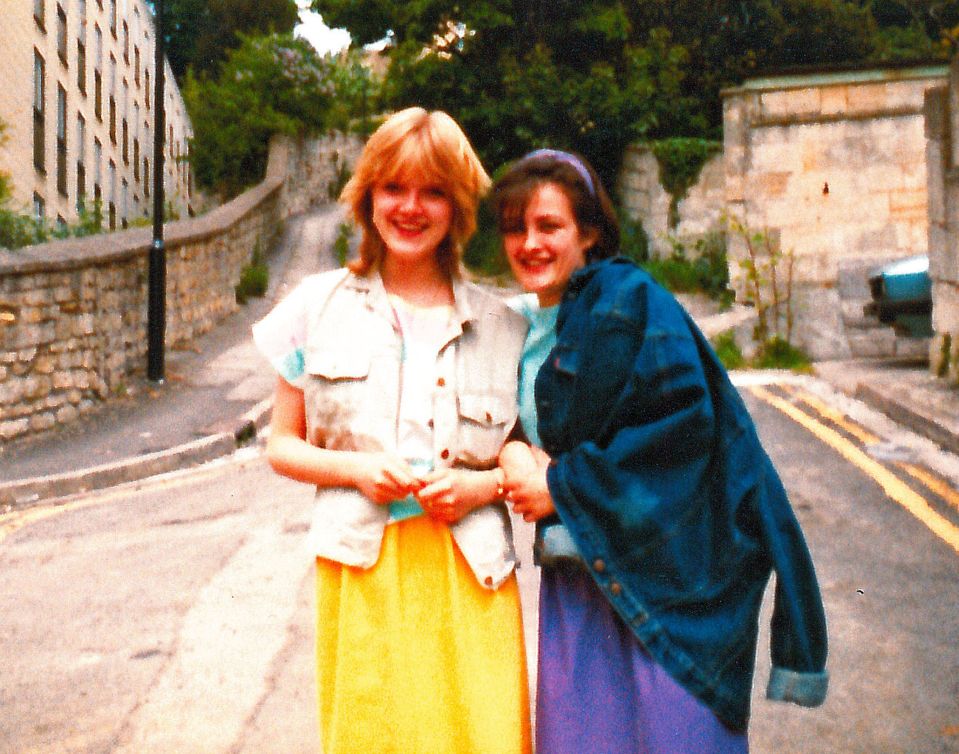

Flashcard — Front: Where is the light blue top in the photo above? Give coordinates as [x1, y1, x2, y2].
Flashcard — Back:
[508, 294, 559, 448]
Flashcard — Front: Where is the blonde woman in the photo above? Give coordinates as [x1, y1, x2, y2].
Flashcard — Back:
[253, 108, 531, 753]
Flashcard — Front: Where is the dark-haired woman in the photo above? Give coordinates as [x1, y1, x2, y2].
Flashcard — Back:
[495, 150, 828, 753]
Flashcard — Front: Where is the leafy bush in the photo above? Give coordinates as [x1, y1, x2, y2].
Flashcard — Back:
[712, 330, 745, 370]
[235, 243, 269, 303]
[649, 138, 722, 227]
[184, 33, 380, 198]
[332, 221, 353, 267]
[642, 231, 732, 307]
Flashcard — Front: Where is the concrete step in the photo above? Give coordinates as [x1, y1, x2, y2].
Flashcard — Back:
[847, 329, 930, 360]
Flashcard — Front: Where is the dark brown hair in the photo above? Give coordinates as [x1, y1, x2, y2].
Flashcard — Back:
[491, 150, 619, 262]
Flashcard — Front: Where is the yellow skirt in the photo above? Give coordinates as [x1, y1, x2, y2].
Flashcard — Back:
[315, 514, 532, 754]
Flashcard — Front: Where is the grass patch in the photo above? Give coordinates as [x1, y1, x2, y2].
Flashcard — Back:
[236, 244, 269, 304]
[711, 331, 812, 373]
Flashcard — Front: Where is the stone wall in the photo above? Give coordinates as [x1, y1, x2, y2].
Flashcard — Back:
[722, 65, 948, 360]
[619, 145, 726, 258]
[926, 59, 959, 379]
[0, 133, 361, 444]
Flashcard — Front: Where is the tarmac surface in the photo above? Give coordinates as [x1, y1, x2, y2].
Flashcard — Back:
[3, 201, 959, 509]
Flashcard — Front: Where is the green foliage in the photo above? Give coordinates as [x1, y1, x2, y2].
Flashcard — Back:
[649, 138, 722, 227]
[332, 221, 353, 267]
[619, 211, 651, 264]
[235, 242, 269, 303]
[710, 330, 812, 372]
[183, 33, 377, 197]
[752, 336, 813, 372]
[642, 232, 733, 307]
[712, 330, 746, 370]
[164, 0, 299, 83]
[463, 203, 510, 278]
[314, 0, 948, 190]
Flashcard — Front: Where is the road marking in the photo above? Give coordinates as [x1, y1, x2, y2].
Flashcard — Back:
[750, 385, 959, 556]
[779, 384, 959, 515]
[0, 448, 265, 545]
[782, 385, 881, 445]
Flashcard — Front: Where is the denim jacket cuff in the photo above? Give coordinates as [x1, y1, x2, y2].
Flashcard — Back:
[766, 666, 829, 707]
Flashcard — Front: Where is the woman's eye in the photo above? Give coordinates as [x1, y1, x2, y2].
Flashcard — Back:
[425, 186, 447, 198]
[382, 182, 402, 193]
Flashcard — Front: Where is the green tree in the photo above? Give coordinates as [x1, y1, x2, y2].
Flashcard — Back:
[184, 33, 375, 197]
[162, 0, 299, 82]
[313, 0, 902, 189]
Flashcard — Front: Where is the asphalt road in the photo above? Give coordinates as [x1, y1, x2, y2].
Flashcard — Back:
[1, 374, 958, 753]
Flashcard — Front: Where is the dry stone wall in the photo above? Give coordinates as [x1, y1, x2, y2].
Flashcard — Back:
[0, 133, 361, 445]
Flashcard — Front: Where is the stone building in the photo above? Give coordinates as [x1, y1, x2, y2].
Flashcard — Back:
[722, 63, 947, 360]
[0, 0, 193, 231]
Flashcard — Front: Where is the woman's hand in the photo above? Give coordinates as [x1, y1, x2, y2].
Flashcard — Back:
[353, 453, 423, 505]
[499, 441, 556, 522]
[415, 468, 501, 524]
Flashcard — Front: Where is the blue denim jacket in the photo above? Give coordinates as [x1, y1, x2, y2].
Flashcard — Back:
[536, 257, 829, 731]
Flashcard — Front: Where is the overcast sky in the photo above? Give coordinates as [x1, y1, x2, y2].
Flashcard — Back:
[294, 1, 352, 56]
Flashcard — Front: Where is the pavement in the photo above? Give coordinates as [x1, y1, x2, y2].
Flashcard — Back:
[3, 204, 959, 509]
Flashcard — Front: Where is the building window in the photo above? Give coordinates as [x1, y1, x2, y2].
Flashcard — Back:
[78, 0, 86, 29]
[145, 69, 150, 109]
[121, 178, 128, 228]
[57, 84, 68, 196]
[122, 119, 128, 164]
[109, 96, 116, 143]
[134, 47, 140, 86]
[94, 71, 102, 119]
[93, 137, 102, 201]
[109, 0, 116, 37]
[77, 113, 86, 210]
[77, 39, 86, 93]
[143, 157, 149, 197]
[34, 0, 45, 30]
[33, 193, 45, 222]
[33, 50, 45, 173]
[108, 159, 116, 229]
[122, 21, 129, 63]
[57, 5, 68, 64]
[94, 23, 102, 68]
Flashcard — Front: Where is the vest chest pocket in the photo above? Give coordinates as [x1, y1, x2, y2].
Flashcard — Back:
[455, 393, 516, 468]
[303, 351, 374, 449]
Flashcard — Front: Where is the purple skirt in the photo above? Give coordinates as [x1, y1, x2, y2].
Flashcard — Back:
[535, 563, 749, 754]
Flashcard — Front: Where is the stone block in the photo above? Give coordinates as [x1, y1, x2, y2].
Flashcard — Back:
[761, 88, 821, 120]
[0, 418, 29, 440]
[56, 404, 79, 424]
[846, 83, 889, 113]
[820, 86, 848, 116]
[29, 412, 56, 432]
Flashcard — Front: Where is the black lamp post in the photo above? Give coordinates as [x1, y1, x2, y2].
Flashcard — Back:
[147, 0, 166, 382]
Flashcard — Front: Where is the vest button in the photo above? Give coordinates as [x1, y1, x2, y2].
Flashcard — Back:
[441, 449, 450, 460]
[437, 377, 446, 387]
[593, 559, 605, 573]
[610, 581, 622, 596]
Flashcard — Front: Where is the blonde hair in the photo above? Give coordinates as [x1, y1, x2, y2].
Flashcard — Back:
[340, 107, 490, 277]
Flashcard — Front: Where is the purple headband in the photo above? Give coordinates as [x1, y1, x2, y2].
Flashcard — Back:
[523, 149, 596, 196]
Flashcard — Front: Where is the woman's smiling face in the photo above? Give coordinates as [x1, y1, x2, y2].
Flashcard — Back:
[371, 172, 453, 264]
[502, 182, 596, 307]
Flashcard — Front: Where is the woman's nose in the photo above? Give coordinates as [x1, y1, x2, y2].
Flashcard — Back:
[400, 189, 422, 212]
[523, 229, 539, 250]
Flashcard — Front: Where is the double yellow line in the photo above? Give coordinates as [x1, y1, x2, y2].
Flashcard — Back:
[750, 384, 959, 556]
